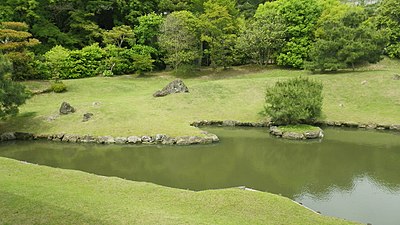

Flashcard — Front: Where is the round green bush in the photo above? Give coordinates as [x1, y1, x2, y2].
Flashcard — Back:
[51, 82, 67, 93]
[264, 77, 323, 125]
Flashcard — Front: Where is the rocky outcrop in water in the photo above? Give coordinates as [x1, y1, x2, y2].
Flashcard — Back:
[153, 79, 189, 97]
[270, 126, 324, 140]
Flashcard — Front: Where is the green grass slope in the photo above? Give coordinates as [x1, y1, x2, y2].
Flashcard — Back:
[1, 58, 399, 137]
[0, 157, 359, 225]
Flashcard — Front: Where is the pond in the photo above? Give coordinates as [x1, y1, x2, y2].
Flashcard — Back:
[0, 127, 399, 225]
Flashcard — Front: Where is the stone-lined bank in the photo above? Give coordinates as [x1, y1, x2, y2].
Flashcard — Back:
[0, 120, 398, 145]
[190, 120, 400, 131]
[0, 132, 219, 145]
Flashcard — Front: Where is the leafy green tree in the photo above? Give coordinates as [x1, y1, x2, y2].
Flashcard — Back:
[264, 77, 323, 125]
[261, 0, 325, 68]
[134, 13, 164, 47]
[0, 22, 40, 80]
[159, 11, 201, 71]
[0, 53, 29, 118]
[237, 2, 286, 65]
[307, 5, 387, 71]
[375, 0, 400, 58]
[103, 25, 135, 48]
[200, 0, 239, 68]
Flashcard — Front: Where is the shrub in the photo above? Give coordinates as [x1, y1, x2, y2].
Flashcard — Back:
[63, 43, 106, 79]
[51, 81, 67, 93]
[264, 77, 323, 125]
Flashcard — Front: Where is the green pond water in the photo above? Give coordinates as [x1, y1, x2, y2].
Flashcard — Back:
[0, 127, 399, 225]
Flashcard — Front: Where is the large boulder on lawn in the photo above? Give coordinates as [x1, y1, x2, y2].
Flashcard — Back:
[153, 79, 189, 97]
[59, 102, 75, 115]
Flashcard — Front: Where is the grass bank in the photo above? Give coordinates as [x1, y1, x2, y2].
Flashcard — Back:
[0, 156, 358, 225]
[1, 58, 399, 137]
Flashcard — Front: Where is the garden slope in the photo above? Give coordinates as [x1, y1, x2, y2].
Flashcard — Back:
[0, 58, 399, 137]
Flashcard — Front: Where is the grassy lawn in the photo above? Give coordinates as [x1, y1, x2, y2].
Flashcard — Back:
[0, 58, 399, 137]
[0, 156, 359, 225]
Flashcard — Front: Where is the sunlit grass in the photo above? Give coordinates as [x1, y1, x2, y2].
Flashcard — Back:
[1, 58, 398, 137]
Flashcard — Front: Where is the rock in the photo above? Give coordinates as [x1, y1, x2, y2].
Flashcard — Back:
[97, 136, 115, 144]
[153, 79, 189, 97]
[304, 129, 324, 139]
[282, 132, 305, 140]
[390, 124, 400, 131]
[155, 134, 167, 143]
[269, 126, 283, 137]
[115, 137, 127, 144]
[207, 134, 219, 143]
[393, 74, 400, 80]
[127, 136, 142, 144]
[358, 124, 367, 128]
[176, 136, 191, 145]
[62, 134, 79, 143]
[334, 121, 343, 126]
[189, 136, 203, 144]
[141, 136, 154, 144]
[222, 120, 237, 126]
[92, 102, 101, 107]
[0, 132, 16, 141]
[366, 124, 377, 129]
[161, 136, 176, 145]
[46, 114, 59, 122]
[51, 133, 65, 141]
[59, 102, 75, 115]
[343, 122, 358, 128]
[14, 132, 34, 140]
[80, 135, 97, 143]
[34, 134, 49, 140]
[82, 113, 93, 122]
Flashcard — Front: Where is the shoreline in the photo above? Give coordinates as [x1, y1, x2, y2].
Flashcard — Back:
[1, 119, 398, 145]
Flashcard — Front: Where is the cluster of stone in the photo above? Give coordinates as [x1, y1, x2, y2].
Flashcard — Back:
[0, 132, 219, 146]
[269, 126, 324, 140]
[191, 120, 271, 127]
[313, 121, 400, 131]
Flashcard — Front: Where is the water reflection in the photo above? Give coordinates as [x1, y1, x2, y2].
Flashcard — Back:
[0, 127, 399, 224]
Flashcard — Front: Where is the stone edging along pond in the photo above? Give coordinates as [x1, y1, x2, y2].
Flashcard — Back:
[0, 120, 399, 145]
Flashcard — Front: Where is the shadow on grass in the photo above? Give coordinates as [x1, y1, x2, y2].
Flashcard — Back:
[0, 111, 52, 134]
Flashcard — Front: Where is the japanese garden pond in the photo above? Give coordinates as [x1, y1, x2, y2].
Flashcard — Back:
[1, 127, 399, 225]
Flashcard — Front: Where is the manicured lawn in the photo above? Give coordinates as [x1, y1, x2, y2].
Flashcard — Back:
[1, 58, 399, 137]
[0, 157, 359, 225]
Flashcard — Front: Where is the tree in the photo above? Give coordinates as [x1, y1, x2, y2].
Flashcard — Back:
[103, 25, 135, 48]
[307, 5, 387, 71]
[0, 53, 29, 119]
[264, 77, 323, 125]
[237, 2, 286, 65]
[159, 11, 201, 71]
[200, 0, 239, 68]
[375, 0, 400, 58]
[0, 22, 40, 80]
[264, 0, 326, 68]
[134, 13, 164, 48]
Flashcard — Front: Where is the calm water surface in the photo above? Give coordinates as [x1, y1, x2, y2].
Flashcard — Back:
[0, 127, 399, 225]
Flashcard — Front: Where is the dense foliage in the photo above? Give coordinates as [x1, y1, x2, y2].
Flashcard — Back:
[0, 0, 397, 78]
[307, 5, 387, 71]
[264, 77, 323, 125]
[0, 53, 29, 118]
